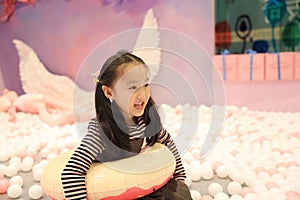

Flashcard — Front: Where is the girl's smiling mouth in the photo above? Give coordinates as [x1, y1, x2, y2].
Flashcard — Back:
[134, 102, 144, 110]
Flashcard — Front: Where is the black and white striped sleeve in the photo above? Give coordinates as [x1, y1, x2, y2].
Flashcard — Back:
[61, 119, 104, 200]
[157, 128, 186, 181]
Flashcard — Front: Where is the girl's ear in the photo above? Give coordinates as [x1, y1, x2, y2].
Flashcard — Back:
[101, 85, 113, 100]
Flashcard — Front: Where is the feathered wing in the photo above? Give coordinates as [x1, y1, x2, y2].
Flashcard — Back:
[13, 39, 95, 122]
[132, 9, 161, 82]
[13, 39, 75, 109]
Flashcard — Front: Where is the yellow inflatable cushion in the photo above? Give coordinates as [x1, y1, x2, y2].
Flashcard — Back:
[41, 143, 176, 200]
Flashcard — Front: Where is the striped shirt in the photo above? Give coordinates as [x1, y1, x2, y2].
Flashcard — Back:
[61, 118, 186, 200]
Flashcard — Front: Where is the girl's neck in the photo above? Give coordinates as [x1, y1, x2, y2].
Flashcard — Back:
[125, 118, 136, 126]
[121, 112, 136, 126]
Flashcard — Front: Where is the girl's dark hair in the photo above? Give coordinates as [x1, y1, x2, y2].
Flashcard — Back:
[95, 50, 161, 152]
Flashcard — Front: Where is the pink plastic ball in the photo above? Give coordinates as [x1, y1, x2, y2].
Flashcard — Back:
[265, 181, 279, 190]
[17, 152, 26, 160]
[254, 167, 264, 174]
[200, 194, 213, 200]
[267, 168, 278, 176]
[231, 150, 238, 156]
[271, 148, 281, 153]
[282, 149, 292, 155]
[212, 161, 223, 173]
[286, 191, 300, 200]
[25, 150, 36, 160]
[240, 187, 253, 197]
[0, 179, 9, 194]
[287, 161, 300, 168]
[175, 106, 181, 115]
[275, 162, 286, 169]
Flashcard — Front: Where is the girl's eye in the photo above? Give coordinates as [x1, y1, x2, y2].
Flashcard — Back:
[129, 86, 137, 90]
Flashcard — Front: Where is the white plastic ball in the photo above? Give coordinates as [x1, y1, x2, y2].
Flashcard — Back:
[9, 157, 22, 166]
[257, 191, 271, 200]
[277, 167, 288, 176]
[10, 176, 23, 186]
[190, 160, 201, 167]
[227, 181, 242, 195]
[0, 164, 6, 176]
[5, 165, 19, 177]
[190, 167, 201, 181]
[252, 184, 267, 194]
[47, 153, 57, 161]
[21, 156, 34, 172]
[214, 192, 229, 200]
[7, 184, 22, 198]
[60, 148, 69, 154]
[216, 165, 228, 178]
[244, 193, 257, 200]
[39, 159, 49, 169]
[269, 187, 284, 197]
[0, 152, 9, 162]
[28, 184, 43, 199]
[201, 168, 214, 180]
[190, 189, 201, 200]
[208, 182, 223, 196]
[185, 175, 192, 187]
[40, 148, 51, 158]
[33, 168, 43, 181]
[231, 173, 246, 185]
[229, 194, 243, 200]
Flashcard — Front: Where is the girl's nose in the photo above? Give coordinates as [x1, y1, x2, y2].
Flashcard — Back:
[136, 87, 149, 100]
[137, 92, 145, 101]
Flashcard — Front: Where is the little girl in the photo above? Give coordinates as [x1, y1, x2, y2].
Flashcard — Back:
[61, 50, 192, 200]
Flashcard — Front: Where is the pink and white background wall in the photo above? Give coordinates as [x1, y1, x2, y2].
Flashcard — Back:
[1, 0, 300, 112]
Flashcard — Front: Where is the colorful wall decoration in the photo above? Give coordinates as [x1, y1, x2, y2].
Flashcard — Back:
[215, 0, 300, 54]
[0, 0, 214, 96]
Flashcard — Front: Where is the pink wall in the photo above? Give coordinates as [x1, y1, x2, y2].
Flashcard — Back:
[0, 64, 4, 92]
[2, 1, 298, 112]
[0, 0, 214, 96]
[224, 81, 300, 112]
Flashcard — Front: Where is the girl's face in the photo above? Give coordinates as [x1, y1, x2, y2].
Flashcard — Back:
[108, 62, 150, 124]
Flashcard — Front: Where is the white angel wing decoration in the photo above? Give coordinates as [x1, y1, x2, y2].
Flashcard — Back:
[13, 39, 75, 110]
[132, 9, 161, 82]
[13, 39, 95, 122]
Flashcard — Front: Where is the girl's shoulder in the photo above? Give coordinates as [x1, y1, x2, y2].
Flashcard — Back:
[87, 117, 101, 135]
[86, 118, 109, 141]
[89, 117, 98, 125]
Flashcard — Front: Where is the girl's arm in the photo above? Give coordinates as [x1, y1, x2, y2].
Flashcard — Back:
[157, 128, 186, 181]
[61, 119, 104, 200]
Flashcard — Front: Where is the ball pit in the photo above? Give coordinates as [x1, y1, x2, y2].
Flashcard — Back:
[0, 104, 299, 199]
